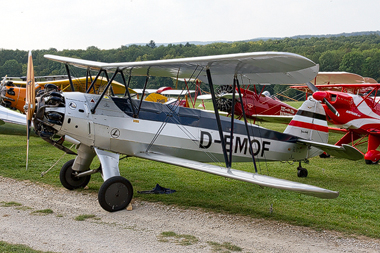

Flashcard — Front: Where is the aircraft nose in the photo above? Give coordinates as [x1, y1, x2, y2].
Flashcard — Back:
[312, 91, 328, 101]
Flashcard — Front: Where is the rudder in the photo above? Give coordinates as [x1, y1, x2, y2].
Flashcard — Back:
[284, 97, 328, 143]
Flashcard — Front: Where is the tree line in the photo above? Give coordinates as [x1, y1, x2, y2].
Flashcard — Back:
[1, 34, 380, 99]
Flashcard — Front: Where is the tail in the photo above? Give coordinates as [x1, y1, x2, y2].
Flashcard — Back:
[284, 97, 328, 144]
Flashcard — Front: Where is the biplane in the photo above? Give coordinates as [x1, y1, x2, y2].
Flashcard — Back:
[291, 72, 380, 164]
[0, 75, 132, 113]
[197, 84, 297, 121]
[26, 52, 363, 212]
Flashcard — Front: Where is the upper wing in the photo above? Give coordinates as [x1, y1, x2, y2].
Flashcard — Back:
[297, 139, 363, 160]
[291, 83, 380, 94]
[45, 52, 318, 85]
[10, 77, 134, 95]
[160, 90, 195, 95]
[311, 72, 371, 85]
[135, 151, 338, 199]
[132, 88, 158, 94]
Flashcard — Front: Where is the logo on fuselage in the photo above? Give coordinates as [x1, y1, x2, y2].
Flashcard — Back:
[111, 128, 120, 138]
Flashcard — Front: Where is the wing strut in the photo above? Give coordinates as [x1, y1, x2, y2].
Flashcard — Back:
[206, 68, 230, 168]
[85, 68, 90, 91]
[137, 73, 150, 117]
[235, 77, 258, 173]
[102, 70, 115, 96]
[64, 64, 75, 91]
[228, 77, 236, 167]
[91, 68, 119, 114]
[86, 69, 103, 94]
[120, 72, 137, 117]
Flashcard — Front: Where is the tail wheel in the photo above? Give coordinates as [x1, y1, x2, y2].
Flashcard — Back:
[59, 159, 91, 190]
[98, 176, 133, 212]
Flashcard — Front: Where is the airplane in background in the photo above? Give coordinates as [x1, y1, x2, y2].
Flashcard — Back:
[133, 77, 204, 109]
[197, 84, 297, 122]
[0, 75, 133, 113]
[134, 86, 198, 108]
[291, 72, 380, 164]
[25, 51, 364, 212]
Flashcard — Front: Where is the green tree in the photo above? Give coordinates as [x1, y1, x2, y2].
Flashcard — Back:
[319, 50, 344, 71]
[0, 59, 22, 77]
[339, 51, 365, 75]
[147, 40, 156, 49]
[363, 50, 380, 81]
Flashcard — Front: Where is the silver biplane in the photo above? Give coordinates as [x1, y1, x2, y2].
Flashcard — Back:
[27, 52, 363, 212]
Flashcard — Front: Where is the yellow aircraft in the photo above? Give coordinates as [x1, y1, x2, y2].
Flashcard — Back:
[0, 75, 135, 113]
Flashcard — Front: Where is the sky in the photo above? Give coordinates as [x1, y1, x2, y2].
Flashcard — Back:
[1, 0, 379, 51]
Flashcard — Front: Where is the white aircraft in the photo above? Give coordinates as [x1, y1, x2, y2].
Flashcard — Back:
[28, 52, 363, 212]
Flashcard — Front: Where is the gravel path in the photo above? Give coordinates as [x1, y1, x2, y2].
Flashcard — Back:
[1, 176, 380, 253]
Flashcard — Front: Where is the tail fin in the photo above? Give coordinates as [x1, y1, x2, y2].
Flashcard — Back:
[284, 97, 328, 143]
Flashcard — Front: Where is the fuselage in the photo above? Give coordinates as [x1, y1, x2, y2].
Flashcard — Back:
[321, 91, 380, 134]
[45, 92, 318, 164]
[236, 89, 297, 117]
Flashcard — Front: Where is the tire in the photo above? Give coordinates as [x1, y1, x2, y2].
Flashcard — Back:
[365, 159, 379, 165]
[98, 176, 133, 212]
[59, 159, 91, 190]
[297, 168, 308, 178]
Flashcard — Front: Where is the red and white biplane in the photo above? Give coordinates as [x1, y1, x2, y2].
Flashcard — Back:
[292, 72, 380, 164]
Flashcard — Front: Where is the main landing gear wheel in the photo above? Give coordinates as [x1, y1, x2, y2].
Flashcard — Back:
[365, 159, 379, 165]
[98, 176, 133, 212]
[60, 159, 91, 190]
[297, 162, 308, 178]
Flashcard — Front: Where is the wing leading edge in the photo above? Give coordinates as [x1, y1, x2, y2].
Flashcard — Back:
[135, 151, 338, 199]
[45, 52, 318, 85]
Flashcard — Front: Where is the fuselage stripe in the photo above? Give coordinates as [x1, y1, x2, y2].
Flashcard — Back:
[296, 110, 326, 121]
[289, 120, 328, 132]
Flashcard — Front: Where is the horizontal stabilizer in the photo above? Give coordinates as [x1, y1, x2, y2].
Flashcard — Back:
[297, 139, 363, 160]
[135, 152, 339, 199]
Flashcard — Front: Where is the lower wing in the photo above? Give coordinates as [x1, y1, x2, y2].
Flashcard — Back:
[134, 151, 339, 199]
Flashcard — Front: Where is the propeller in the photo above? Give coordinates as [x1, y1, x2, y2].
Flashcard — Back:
[25, 51, 36, 170]
[197, 85, 242, 112]
[306, 82, 340, 117]
[0, 75, 8, 105]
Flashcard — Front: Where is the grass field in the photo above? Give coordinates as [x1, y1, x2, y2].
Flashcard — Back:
[0, 101, 379, 239]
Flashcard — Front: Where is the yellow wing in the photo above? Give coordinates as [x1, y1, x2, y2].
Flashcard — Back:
[9, 76, 136, 95]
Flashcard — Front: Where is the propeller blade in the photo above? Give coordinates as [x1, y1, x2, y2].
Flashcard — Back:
[307, 82, 340, 117]
[0, 75, 7, 104]
[323, 98, 340, 117]
[306, 81, 319, 93]
[0, 75, 7, 86]
[25, 51, 36, 170]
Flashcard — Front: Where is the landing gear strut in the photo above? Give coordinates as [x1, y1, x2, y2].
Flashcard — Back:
[297, 161, 308, 178]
